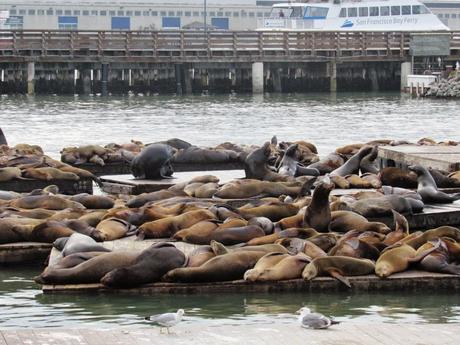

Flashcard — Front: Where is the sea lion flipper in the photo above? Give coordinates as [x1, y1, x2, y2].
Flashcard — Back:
[326, 268, 351, 288]
[409, 239, 442, 263]
[210, 240, 228, 255]
[347, 238, 360, 250]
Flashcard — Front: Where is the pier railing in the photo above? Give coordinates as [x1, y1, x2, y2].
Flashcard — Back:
[0, 30, 459, 61]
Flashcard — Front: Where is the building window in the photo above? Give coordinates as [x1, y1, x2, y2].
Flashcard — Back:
[74, 10, 80, 16]
[109, 11, 116, 16]
[112, 16, 130, 30]
[56, 9, 63, 15]
[445, 13, 450, 18]
[38, 10, 46, 15]
[64, 10, 71, 15]
[160, 11, 166, 16]
[28, 9, 36, 15]
[380, 6, 389, 16]
[241, 11, 247, 17]
[126, 11, 133, 16]
[185, 12, 191, 17]
[359, 7, 368, 17]
[134, 11, 141, 16]
[452, 13, 457, 19]
[19, 9, 26, 15]
[10, 9, 17, 15]
[257, 12, 263, 18]
[210, 11, 216, 16]
[225, 12, 231, 17]
[391, 6, 400, 16]
[143, 11, 149, 16]
[193, 11, 199, 16]
[117, 11, 124, 16]
[168, 11, 174, 16]
[152, 11, 158, 16]
[91, 10, 98, 16]
[100, 10, 107, 16]
[217, 12, 223, 16]
[249, 12, 255, 17]
[233, 12, 239, 17]
[177, 11, 183, 16]
[339, 8, 346, 17]
[82, 10, 89, 16]
[162, 17, 181, 28]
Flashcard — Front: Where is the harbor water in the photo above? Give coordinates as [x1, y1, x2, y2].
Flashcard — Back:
[1, 92, 460, 328]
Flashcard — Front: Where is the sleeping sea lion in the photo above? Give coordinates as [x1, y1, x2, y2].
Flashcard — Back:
[249, 253, 311, 282]
[409, 165, 460, 203]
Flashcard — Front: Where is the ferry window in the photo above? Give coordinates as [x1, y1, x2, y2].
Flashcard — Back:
[412, 5, 420, 15]
[420, 6, 429, 14]
[339, 8, 346, 18]
[185, 11, 191, 17]
[305, 7, 329, 18]
[193, 12, 199, 17]
[19, 9, 26, 15]
[359, 7, 368, 17]
[370, 7, 379, 16]
[402, 6, 411, 15]
[347, 8, 357, 17]
[118, 11, 124, 16]
[82, 10, 89, 16]
[452, 14, 457, 19]
[100, 11, 107, 16]
[291, 7, 303, 17]
[391, 6, 400, 15]
[160, 11, 166, 16]
[152, 11, 158, 16]
[233, 12, 239, 17]
[445, 14, 450, 18]
[270, 7, 292, 18]
[144, 11, 150, 16]
[28, 9, 36, 15]
[126, 11, 133, 16]
[380, 6, 389, 16]
[10, 9, 17, 15]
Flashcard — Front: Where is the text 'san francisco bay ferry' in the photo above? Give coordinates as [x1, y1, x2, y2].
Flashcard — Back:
[258, 0, 449, 31]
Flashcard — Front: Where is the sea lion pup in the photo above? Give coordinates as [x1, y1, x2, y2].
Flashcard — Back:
[246, 228, 318, 246]
[92, 218, 136, 241]
[409, 165, 460, 203]
[9, 195, 85, 211]
[163, 250, 267, 283]
[402, 226, 460, 249]
[347, 195, 424, 218]
[136, 209, 217, 239]
[186, 246, 216, 267]
[244, 142, 291, 182]
[359, 145, 379, 174]
[375, 240, 441, 278]
[275, 238, 327, 258]
[244, 252, 290, 282]
[34, 251, 139, 285]
[327, 230, 380, 261]
[54, 233, 111, 257]
[131, 143, 176, 179]
[330, 211, 391, 234]
[302, 256, 375, 287]
[70, 194, 115, 209]
[210, 240, 288, 256]
[101, 243, 186, 288]
[249, 253, 312, 282]
[379, 167, 418, 188]
[417, 239, 460, 275]
[303, 177, 334, 232]
[0, 167, 24, 182]
[277, 144, 319, 177]
[383, 210, 409, 246]
[330, 146, 373, 177]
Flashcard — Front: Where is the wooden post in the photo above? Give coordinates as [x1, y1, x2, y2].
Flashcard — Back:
[101, 63, 108, 96]
[27, 62, 35, 95]
[329, 61, 337, 92]
[252, 62, 264, 94]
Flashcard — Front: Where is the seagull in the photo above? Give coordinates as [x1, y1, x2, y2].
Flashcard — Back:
[145, 309, 185, 334]
[296, 307, 340, 330]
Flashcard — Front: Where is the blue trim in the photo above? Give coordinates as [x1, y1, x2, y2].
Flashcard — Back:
[111, 17, 130, 29]
[58, 16, 78, 24]
[162, 17, 181, 28]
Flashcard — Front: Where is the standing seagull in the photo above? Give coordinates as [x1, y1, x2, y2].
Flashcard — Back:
[145, 309, 185, 334]
[296, 307, 340, 329]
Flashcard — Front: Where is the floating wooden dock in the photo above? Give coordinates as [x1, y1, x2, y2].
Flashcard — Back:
[100, 170, 245, 195]
[378, 145, 460, 172]
[0, 178, 93, 195]
[41, 271, 460, 295]
[1, 323, 459, 345]
[0, 242, 52, 264]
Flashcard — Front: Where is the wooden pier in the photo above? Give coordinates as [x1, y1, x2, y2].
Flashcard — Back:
[1, 323, 458, 345]
[378, 145, 460, 172]
[0, 178, 93, 195]
[0, 242, 52, 264]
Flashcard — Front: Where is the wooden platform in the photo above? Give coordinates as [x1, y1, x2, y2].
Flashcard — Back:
[72, 162, 244, 176]
[0, 178, 93, 195]
[41, 271, 460, 295]
[2, 323, 459, 345]
[100, 170, 245, 195]
[378, 145, 460, 172]
[0, 242, 52, 264]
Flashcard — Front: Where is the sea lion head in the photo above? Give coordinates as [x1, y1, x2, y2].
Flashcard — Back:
[301, 262, 318, 281]
[243, 268, 261, 282]
[375, 262, 392, 278]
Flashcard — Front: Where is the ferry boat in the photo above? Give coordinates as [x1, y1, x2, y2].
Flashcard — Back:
[258, 0, 450, 31]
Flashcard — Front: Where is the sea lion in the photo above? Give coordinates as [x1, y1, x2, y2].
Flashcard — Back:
[172, 146, 239, 164]
[302, 256, 375, 287]
[172, 220, 220, 244]
[9, 195, 85, 210]
[303, 178, 334, 232]
[70, 194, 115, 209]
[214, 179, 303, 199]
[131, 144, 176, 179]
[93, 218, 135, 241]
[246, 228, 318, 246]
[0, 207, 56, 219]
[30, 220, 77, 243]
[361, 173, 382, 189]
[244, 252, 290, 282]
[248, 217, 274, 235]
[307, 233, 338, 252]
[379, 167, 418, 188]
[54, 233, 111, 257]
[210, 241, 288, 256]
[101, 243, 186, 288]
[137, 209, 216, 239]
[35, 251, 139, 285]
[403, 226, 460, 249]
[22, 167, 79, 181]
[155, 138, 191, 150]
[383, 210, 409, 246]
[306, 153, 345, 175]
[186, 246, 216, 267]
[238, 202, 300, 222]
[208, 225, 266, 245]
[327, 230, 380, 261]
[278, 144, 319, 177]
[417, 239, 460, 275]
[163, 250, 266, 283]
[0, 167, 23, 182]
[244, 142, 290, 182]
[330, 146, 373, 177]
[275, 238, 327, 258]
[126, 190, 186, 208]
[249, 253, 311, 282]
[0, 127, 7, 145]
[409, 165, 460, 203]
[348, 195, 424, 217]
[429, 169, 460, 188]
[0, 217, 42, 244]
[330, 211, 391, 234]
[359, 146, 379, 174]
[375, 241, 441, 278]
[51, 252, 106, 269]
[344, 174, 373, 189]
[335, 143, 364, 156]
[0, 190, 21, 201]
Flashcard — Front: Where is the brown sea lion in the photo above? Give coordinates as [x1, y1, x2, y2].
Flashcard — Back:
[208, 225, 266, 245]
[137, 209, 216, 239]
[250, 253, 311, 282]
[303, 178, 334, 232]
[307, 233, 338, 252]
[302, 256, 375, 287]
[335, 143, 364, 156]
[275, 238, 327, 259]
[210, 241, 288, 256]
[93, 217, 135, 241]
[238, 202, 300, 222]
[35, 251, 139, 285]
[330, 211, 390, 234]
[172, 220, 220, 244]
[214, 179, 302, 199]
[383, 210, 409, 246]
[23, 167, 79, 181]
[328, 230, 380, 261]
[379, 167, 417, 188]
[0, 217, 42, 244]
[101, 243, 186, 288]
[306, 153, 345, 175]
[186, 246, 216, 267]
[417, 239, 460, 275]
[246, 228, 318, 246]
[0, 167, 24, 182]
[70, 194, 115, 209]
[9, 195, 85, 211]
[361, 173, 382, 189]
[244, 252, 290, 282]
[403, 226, 460, 249]
[244, 142, 291, 182]
[0, 207, 56, 219]
[345, 175, 373, 189]
[163, 251, 267, 283]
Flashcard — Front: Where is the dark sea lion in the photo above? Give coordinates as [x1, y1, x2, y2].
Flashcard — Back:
[306, 153, 345, 175]
[330, 211, 391, 234]
[417, 239, 460, 275]
[172, 146, 239, 164]
[55, 233, 111, 257]
[101, 243, 186, 288]
[383, 210, 409, 246]
[375, 241, 441, 278]
[244, 252, 290, 282]
[131, 144, 176, 179]
[278, 144, 319, 177]
[0, 207, 56, 219]
[330, 146, 373, 177]
[429, 169, 460, 188]
[328, 231, 380, 261]
[307, 233, 338, 252]
[303, 178, 334, 232]
[302, 256, 375, 287]
[126, 190, 187, 208]
[250, 253, 311, 282]
[186, 245, 216, 267]
[30, 220, 77, 243]
[70, 194, 115, 209]
[163, 251, 266, 283]
[409, 165, 460, 203]
[35, 251, 139, 285]
[0, 217, 42, 244]
[244, 142, 290, 181]
[359, 145, 379, 174]
[9, 195, 85, 211]
[208, 225, 266, 245]
[379, 167, 418, 188]
[0, 127, 7, 145]
[155, 138, 191, 150]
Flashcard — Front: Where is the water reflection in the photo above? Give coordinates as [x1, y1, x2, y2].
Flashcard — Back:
[0, 266, 459, 328]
